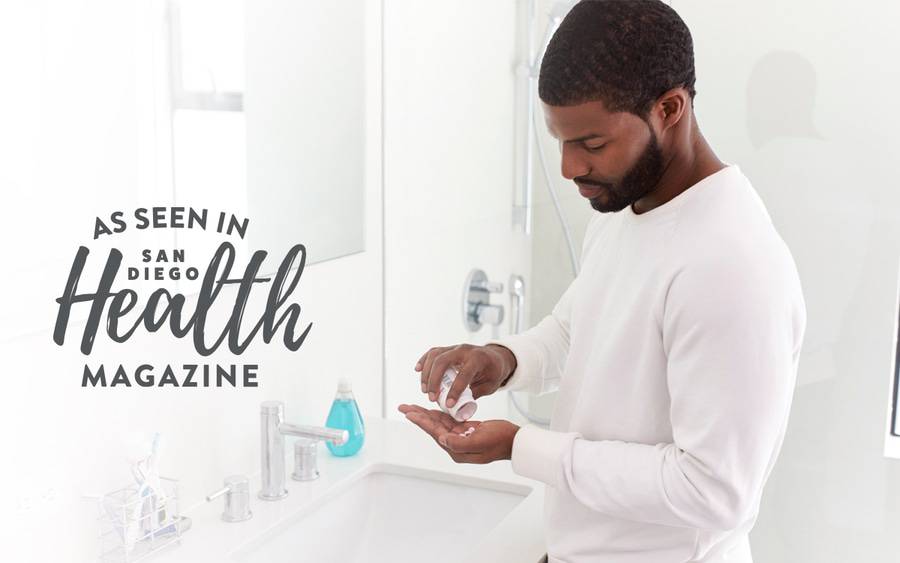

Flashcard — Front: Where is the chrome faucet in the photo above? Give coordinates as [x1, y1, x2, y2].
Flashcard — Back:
[258, 400, 348, 500]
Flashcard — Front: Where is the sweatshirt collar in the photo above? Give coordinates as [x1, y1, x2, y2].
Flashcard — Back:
[622, 163, 739, 223]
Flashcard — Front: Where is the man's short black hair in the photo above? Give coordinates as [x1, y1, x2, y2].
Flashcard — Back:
[539, 0, 697, 118]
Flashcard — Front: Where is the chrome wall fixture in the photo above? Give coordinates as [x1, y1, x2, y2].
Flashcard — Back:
[462, 269, 505, 332]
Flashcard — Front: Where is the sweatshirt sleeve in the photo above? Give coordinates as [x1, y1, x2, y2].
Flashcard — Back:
[484, 276, 578, 395]
[483, 216, 602, 395]
[510, 245, 807, 531]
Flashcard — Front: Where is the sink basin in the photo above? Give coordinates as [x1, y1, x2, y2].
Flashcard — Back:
[230, 463, 532, 563]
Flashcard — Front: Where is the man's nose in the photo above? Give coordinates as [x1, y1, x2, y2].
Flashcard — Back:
[560, 144, 589, 180]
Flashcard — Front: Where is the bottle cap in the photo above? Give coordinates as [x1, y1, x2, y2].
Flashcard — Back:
[337, 378, 352, 393]
[449, 398, 478, 421]
[444, 387, 478, 421]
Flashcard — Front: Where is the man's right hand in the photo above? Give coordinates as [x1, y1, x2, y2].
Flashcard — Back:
[414, 343, 517, 409]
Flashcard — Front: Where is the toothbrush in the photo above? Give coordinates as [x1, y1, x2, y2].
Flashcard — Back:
[126, 464, 152, 553]
[148, 434, 169, 530]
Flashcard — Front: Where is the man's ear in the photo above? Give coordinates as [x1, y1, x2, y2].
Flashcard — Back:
[653, 87, 689, 134]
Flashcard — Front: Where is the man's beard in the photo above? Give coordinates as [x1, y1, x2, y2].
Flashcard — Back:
[579, 128, 665, 213]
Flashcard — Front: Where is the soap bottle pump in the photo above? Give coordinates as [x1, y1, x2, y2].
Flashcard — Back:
[325, 378, 365, 457]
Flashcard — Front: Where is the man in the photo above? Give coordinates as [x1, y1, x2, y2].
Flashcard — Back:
[398, 1, 806, 561]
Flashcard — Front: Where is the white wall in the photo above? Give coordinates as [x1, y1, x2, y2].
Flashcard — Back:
[666, 1, 900, 560]
[0, 1, 383, 561]
[382, 0, 533, 423]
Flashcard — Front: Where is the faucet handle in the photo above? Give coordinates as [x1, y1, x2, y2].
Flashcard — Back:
[292, 439, 320, 481]
[206, 475, 252, 522]
[286, 427, 349, 481]
[475, 302, 504, 326]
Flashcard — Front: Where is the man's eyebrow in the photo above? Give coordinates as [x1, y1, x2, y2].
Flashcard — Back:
[560, 133, 607, 144]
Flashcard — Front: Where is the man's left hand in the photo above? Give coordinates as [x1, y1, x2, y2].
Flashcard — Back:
[397, 404, 520, 464]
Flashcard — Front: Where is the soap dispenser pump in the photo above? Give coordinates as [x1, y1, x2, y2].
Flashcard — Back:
[324, 378, 365, 457]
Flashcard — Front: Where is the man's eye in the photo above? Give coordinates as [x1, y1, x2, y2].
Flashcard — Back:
[585, 144, 606, 152]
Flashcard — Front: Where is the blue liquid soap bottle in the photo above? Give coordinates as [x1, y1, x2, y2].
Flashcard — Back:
[325, 378, 365, 456]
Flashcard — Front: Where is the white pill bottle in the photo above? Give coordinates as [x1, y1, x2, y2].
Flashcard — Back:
[437, 367, 478, 421]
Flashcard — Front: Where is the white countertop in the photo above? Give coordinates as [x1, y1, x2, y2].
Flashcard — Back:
[154, 416, 546, 563]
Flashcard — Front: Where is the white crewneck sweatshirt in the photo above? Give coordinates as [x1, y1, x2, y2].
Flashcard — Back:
[488, 165, 806, 563]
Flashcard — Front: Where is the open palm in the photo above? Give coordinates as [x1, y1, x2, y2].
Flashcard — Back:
[397, 404, 518, 464]
[397, 404, 481, 444]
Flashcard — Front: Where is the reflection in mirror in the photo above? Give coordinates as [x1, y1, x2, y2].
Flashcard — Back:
[166, 0, 366, 273]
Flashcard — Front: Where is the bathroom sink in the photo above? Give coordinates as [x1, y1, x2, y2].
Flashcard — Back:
[230, 463, 531, 563]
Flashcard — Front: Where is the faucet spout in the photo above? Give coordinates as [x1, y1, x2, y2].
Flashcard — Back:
[279, 422, 348, 445]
